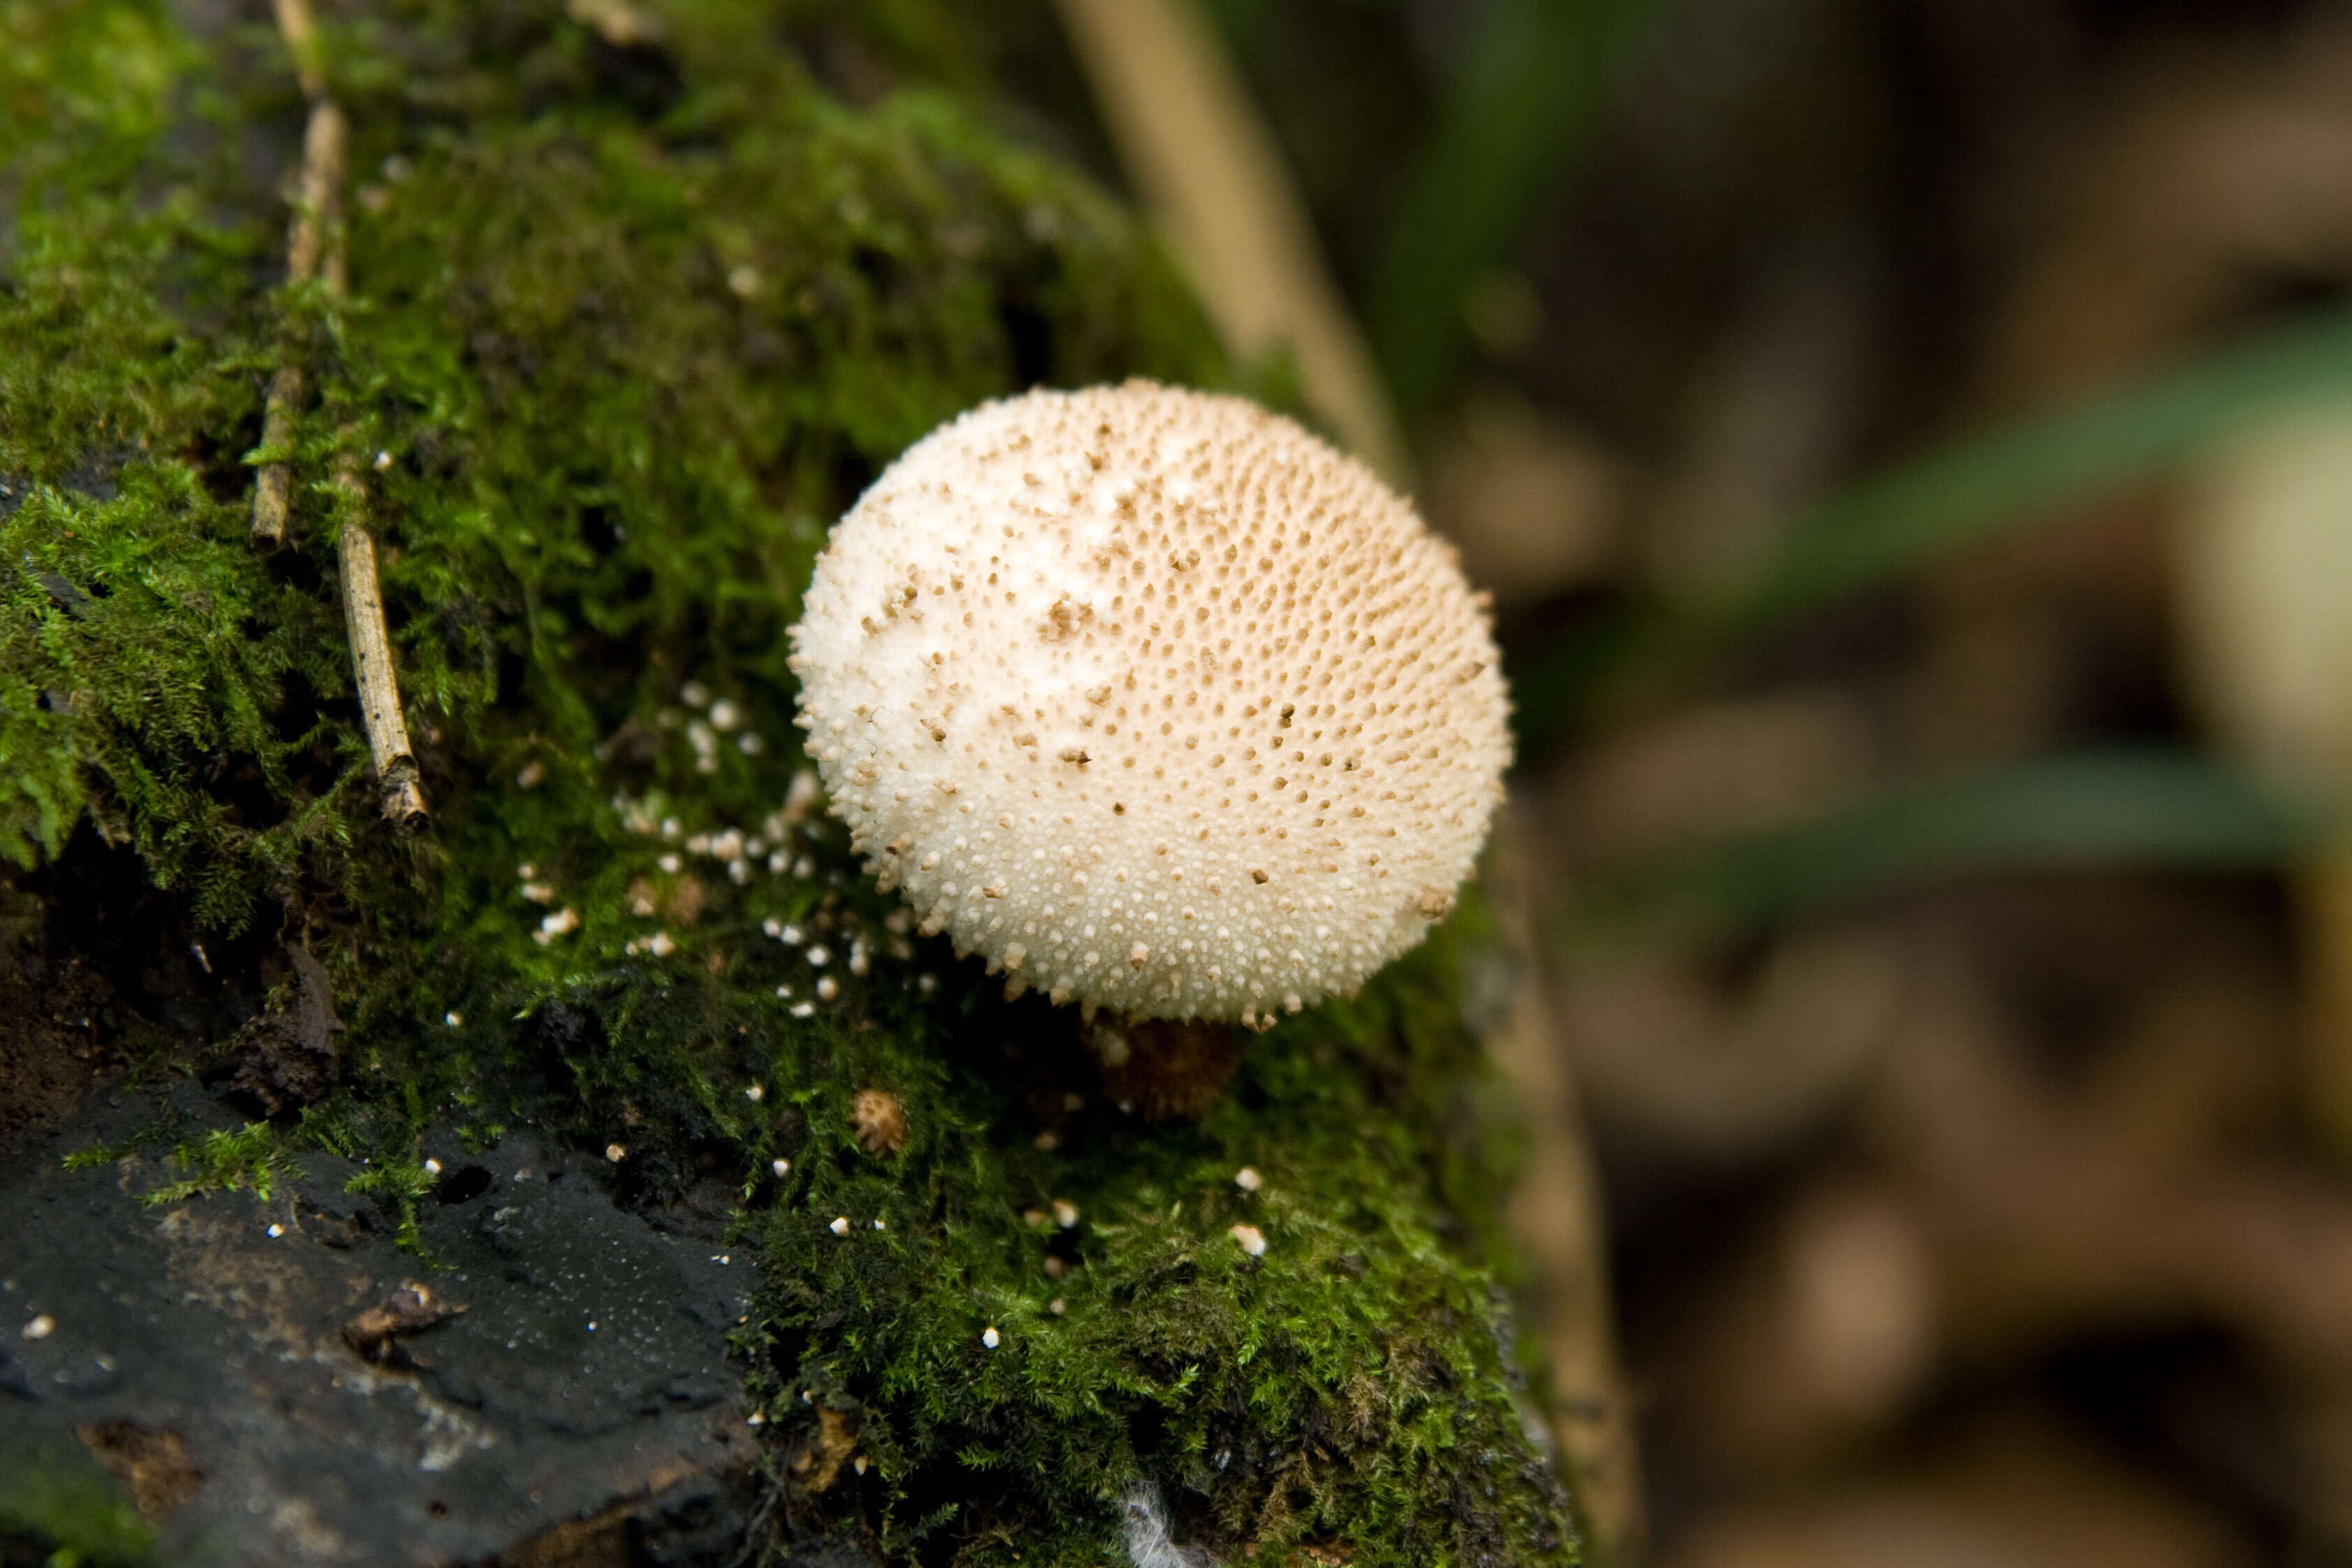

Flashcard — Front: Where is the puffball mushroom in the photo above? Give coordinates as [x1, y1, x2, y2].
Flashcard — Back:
[789, 380, 1510, 1026]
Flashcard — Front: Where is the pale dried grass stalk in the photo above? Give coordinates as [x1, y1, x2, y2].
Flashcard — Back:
[259, 0, 427, 827]
[1053, 0, 1408, 483]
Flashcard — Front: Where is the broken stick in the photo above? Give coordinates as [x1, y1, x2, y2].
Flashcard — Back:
[332, 451, 428, 828]
[257, 0, 428, 827]
[252, 44, 344, 548]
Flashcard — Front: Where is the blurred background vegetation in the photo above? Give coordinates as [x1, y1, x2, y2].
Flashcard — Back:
[911, 0, 2352, 1562]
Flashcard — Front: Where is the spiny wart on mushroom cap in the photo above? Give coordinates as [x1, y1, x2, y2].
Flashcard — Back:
[789, 380, 1510, 1025]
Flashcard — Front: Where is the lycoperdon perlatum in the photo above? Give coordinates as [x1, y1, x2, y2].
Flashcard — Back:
[790, 381, 1510, 1027]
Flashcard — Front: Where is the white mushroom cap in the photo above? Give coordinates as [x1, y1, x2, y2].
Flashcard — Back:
[789, 381, 1509, 1025]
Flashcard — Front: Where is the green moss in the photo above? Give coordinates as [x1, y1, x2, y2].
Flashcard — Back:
[1, 2, 1578, 1563]
[0, 1441, 156, 1568]
[729, 908, 1566, 1567]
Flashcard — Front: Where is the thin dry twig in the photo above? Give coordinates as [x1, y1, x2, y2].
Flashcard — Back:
[250, 97, 343, 549]
[257, 0, 428, 828]
[1053, 0, 1410, 483]
[1486, 808, 1645, 1561]
[332, 450, 428, 828]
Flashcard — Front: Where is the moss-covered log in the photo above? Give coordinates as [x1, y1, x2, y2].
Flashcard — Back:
[0, 3, 1578, 1563]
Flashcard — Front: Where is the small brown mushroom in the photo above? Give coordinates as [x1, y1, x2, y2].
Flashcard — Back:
[850, 1088, 908, 1156]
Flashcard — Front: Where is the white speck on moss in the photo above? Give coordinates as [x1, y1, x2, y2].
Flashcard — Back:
[829, 1216, 851, 1235]
[981, 1326, 1000, 1349]
[1234, 1167, 1262, 1192]
[1053, 1200, 1078, 1228]
[1230, 1223, 1267, 1257]
[605, 1143, 627, 1163]
[771, 1158, 790, 1177]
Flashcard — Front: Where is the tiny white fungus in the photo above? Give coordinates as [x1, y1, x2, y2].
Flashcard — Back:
[829, 1216, 851, 1235]
[981, 1326, 1001, 1349]
[1234, 1167, 1262, 1192]
[1230, 1223, 1267, 1257]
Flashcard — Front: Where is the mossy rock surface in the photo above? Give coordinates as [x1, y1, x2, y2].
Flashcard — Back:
[0, 3, 1578, 1564]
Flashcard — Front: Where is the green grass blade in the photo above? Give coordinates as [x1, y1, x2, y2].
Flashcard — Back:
[1564, 751, 2313, 946]
[1369, 0, 1658, 412]
[1729, 308, 2352, 632]
[1637, 308, 2352, 686]
[1511, 308, 2352, 755]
